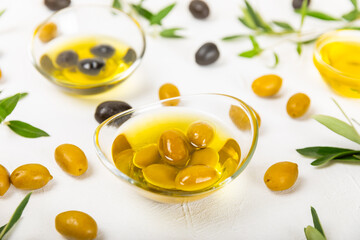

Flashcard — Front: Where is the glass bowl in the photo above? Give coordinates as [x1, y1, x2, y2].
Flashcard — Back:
[94, 94, 259, 203]
[30, 5, 146, 95]
[313, 29, 360, 98]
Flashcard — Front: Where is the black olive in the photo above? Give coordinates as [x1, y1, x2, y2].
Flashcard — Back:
[95, 101, 132, 126]
[40, 54, 55, 73]
[195, 42, 220, 66]
[78, 58, 105, 76]
[90, 44, 115, 58]
[189, 0, 210, 19]
[123, 48, 137, 63]
[56, 50, 78, 68]
[292, 0, 311, 9]
[44, 0, 71, 11]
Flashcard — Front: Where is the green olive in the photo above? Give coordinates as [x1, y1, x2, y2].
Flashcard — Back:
[252, 74, 282, 97]
[159, 129, 190, 167]
[175, 165, 219, 191]
[187, 121, 214, 148]
[10, 164, 53, 190]
[114, 149, 134, 177]
[112, 134, 132, 160]
[133, 144, 161, 169]
[38, 22, 57, 43]
[286, 93, 311, 118]
[55, 210, 98, 240]
[143, 164, 178, 189]
[0, 164, 10, 196]
[189, 148, 219, 168]
[218, 139, 241, 165]
[55, 144, 88, 176]
[264, 161, 298, 191]
[229, 105, 261, 130]
[158, 83, 181, 106]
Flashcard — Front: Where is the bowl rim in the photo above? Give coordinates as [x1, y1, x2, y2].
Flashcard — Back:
[93, 93, 259, 198]
[29, 4, 146, 89]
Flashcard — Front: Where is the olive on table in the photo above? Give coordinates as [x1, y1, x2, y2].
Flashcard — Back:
[123, 48, 137, 63]
[229, 105, 261, 130]
[45, 0, 71, 10]
[189, 0, 210, 19]
[55, 210, 97, 240]
[175, 165, 219, 191]
[187, 121, 214, 148]
[0, 164, 10, 196]
[78, 58, 105, 76]
[159, 129, 190, 168]
[90, 44, 115, 58]
[94, 100, 132, 124]
[264, 161, 298, 191]
[10, 163, 53, 190]
[252, 74, 282, 97]
[189, 148, 219, 168]
[159, 83, 181, 106]
[218, 139, 241, 165]
[195, 42, 220, 66]
[54, 144, 88, 176]
[56, 50, 78, 68]
[286, 93, 310, 118]
[133, 144, 161, 169]
[143, 164, 178, 189]
[292, 0, 311, 9]
[38, 22, 57, 43]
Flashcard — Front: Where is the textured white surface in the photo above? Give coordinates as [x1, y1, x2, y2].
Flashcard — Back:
[1, 0, 360, 239]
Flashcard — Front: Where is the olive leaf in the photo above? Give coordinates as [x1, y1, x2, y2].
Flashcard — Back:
[150, 3, 176, 25]
[112, 0, 122, 10]
[239, 35, 263, 58]
[305, 226, 326, 240]
[296, 9, 339, 21]
[311, 207, 325, 237]
[131, 4, 153, 20]
[342, 10, 359, 21]
[238, 16, 257, 30]
[272, 21, 294, 31]
[351, 0, 358, 10]
[342, 26, 360, 30]
[0, 93, 21, 123]
[221, 34, 248, 41]
[0, 192, 32, 240]
[6, 120, 49, 138]
[300, 0, 308, 29]
[160, 28, 184, 38]
[296, 146, 353, 158]
[0, 9, 5, 17]
[271, 52, 279, 68]
[311, 150, 360, 166]
[296, 42, 302, 55]
[244, 0, 272, 32]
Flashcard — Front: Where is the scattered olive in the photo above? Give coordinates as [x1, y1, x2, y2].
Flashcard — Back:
[45, 0, 71, 11]
[55, 144, 88, 176]
[123, 48, 137, 63]
[229, 105, 261, 130]
[38, 22, 57, 43]
[78, 58, 105, 76]
[252, 74, 282, 97]
[292, 0, 311, 9]
[175, 165, 219, 191]
[10, 163, 53, 190]
[94, 100, 132, 125]
[90, 44, 115, 58]
[189, 0, 210, 19]
[143, 164, 178, 189]
[40, 54, 56, 74]
[55, 210, 97, 240]
[264, 161, 298, 191]
[286, 93, 311, 118]
[195, 42, 220, 66]
[0, 164, 10, 196]
[187, 121, 214, 148]
[56, 50, 78, 68]
[159, 83, 181, 106]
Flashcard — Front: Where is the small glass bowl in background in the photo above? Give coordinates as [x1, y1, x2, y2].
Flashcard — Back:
[313, 29, 360, 98]
[94, 94, 259, 203]
[30, 5, 146, 95]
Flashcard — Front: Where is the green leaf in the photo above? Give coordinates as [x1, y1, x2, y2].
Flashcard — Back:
[112, 0, 122, 10]
[272, 52, 279, 68]
[273, 21, 294, 31]
[296, 9, 339, 21]
[311, 207, 325, 237]
[311, 150, 360, 166]
[159, 28, 184, 38]
[300, 0, 308, 29]
[0, 93, 21, 123]
[313, 114, 360, 144]
[0, 225, 5, 234]
[222, 34, 247, 41]
[341, 26, 360, 30]
[342, 10, 359, 21]
[296, 146, 353, 158]
[249, 35, 260, 50]
[304, 226, 326, 240]
[131, 4, 153, 20]
[0, 92, 28, 105]
[351, 0, 358, 10]
[238, 17, 257, 30]
[298, 38, 318, 44]
[0, 192, 32, 240]
[353, 154, 360, 160]
[244, 1, 272, 32]
[150, 3, 176, 25]
[0, 9, 5, 17]
[7, 120, 49, 138]
[297, 42, 302, 55]
[239, 49, 262, 58]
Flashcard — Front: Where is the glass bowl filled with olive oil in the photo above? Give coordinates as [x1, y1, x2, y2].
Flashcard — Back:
[31, 5, 145, 95]
[94, 94, 259, 203]
[314, 30, 360, 98]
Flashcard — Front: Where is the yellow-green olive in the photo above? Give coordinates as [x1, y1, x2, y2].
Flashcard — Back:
[38, 22, 57, 43]
[159, 83, 180, 106]
[112, 134, 132, 160]
[218, 139, 241, 165]
[114, 149, 134, 177]
[159, 129, 190, 167]
[143, 164, 178, 189]
[187, 121, 214, 148]
[0, 164, 10, 196]
[55, 144, 88, 176]
[229, 105, 261, 130]
[175, 165, 219, 191]
[189, 148, 219, 168]
[55, 210, 98, 240]
[286, 93, 311, 118]
[133, 144, 161, 169]
[10, 164, 53, 190]
[264, 161, 298, 191]
[221, 158, 238, 179]
[252, 74, 282, 97]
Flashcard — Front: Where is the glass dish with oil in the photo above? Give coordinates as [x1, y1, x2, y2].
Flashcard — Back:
[94, 94, 259, 203]
[31, 6, 145, 95]
[314, 30, 360, 98]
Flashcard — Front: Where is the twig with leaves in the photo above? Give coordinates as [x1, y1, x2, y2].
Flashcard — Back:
[305, 207, 327, 240]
